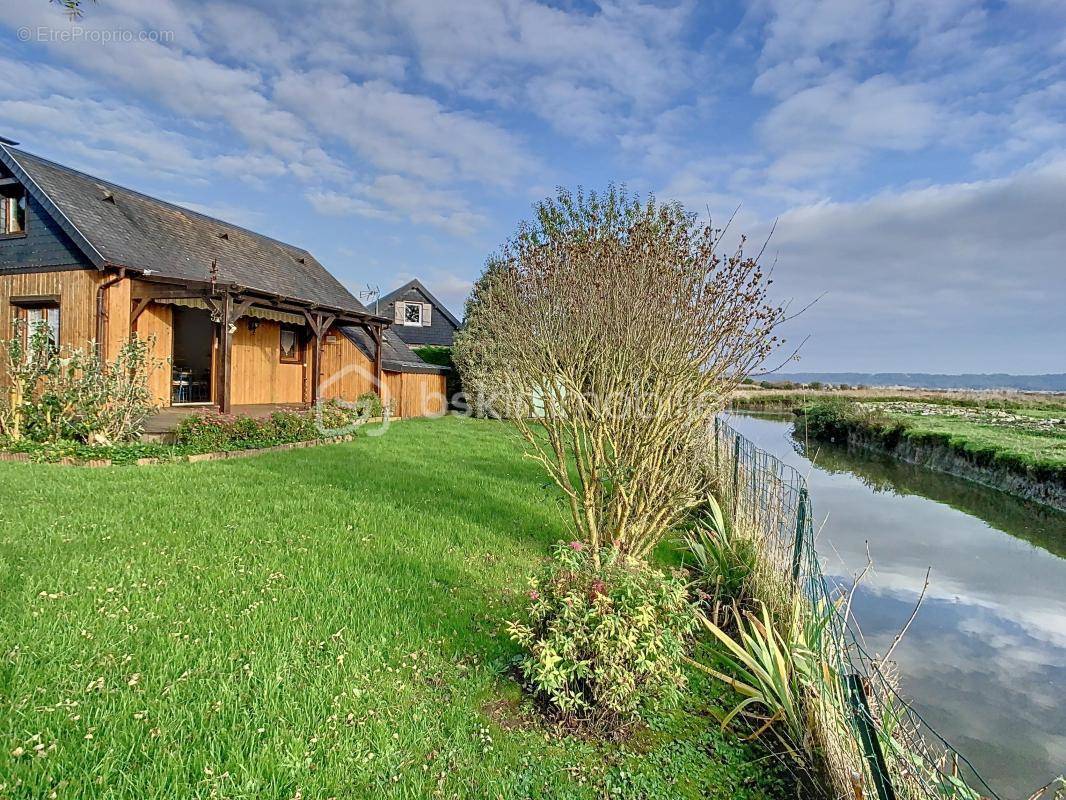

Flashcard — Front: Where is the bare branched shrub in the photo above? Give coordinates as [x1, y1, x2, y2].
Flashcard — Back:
[456, 187, 783, 560]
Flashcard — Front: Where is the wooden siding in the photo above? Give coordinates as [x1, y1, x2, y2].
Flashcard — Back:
[134, 302, 173, 406]
[392, 371, 448, 418]
[102, 276, 131, 361]
[382, 371, 403, 414]
[319, 331, 378, 400]
[230, 318, 306, 406]
[319, 329, 447, 417]
[1, 272, 447, 417]
[0, 268, 100, 351]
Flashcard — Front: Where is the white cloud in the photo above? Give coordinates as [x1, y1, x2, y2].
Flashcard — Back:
[0, 93, 212, 182]
[307, 175, 487, 238]
[759, 74, 943, 182]
[390, 0, 695, 138]
[763, 157, 1066, 371]
[274, 71, 533, 187]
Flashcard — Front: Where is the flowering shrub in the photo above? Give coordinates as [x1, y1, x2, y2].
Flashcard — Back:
[173, 400, 369, 451]
[507, 542, 697, 734]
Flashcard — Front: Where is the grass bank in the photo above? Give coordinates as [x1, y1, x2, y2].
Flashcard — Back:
[730, 387, 1066, 414]
[799, 398, 1066, 511]
[0, 416, 784, 800]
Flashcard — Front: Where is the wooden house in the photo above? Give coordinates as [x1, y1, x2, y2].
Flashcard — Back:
[378, 278, 461, 348]
[0, 140, 448, 418]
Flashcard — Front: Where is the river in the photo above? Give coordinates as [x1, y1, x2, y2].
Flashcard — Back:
[726, 412, 1066, 798]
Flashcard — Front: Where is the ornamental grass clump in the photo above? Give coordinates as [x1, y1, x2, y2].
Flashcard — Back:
[507, 541, 697, 735]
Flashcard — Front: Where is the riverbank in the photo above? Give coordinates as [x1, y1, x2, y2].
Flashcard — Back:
[793, 397, 1066, 512]
[726, 412, 1066, 796]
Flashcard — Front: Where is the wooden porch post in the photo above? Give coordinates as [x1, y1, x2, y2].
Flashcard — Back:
[216, 293, 233, 414]
[373, 323, 383, 395]
[302, 310, 334, 408]
[310, 316, 322, 408]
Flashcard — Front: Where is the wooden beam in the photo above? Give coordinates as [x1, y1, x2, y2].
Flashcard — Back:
[302, 309, 324, 337]
[10, 294, 61, 306]
[310, 326, 323, 408]
[130, 297, 152, 324]
[131, 285, 212, 301]
[231, 297, 256, 323]
[125, 273, 383, 326]
[216, 293, 233, 414]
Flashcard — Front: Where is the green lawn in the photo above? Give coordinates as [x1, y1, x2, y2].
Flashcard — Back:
[0, 416, 783, 800]
[884, 411, 1066, 476]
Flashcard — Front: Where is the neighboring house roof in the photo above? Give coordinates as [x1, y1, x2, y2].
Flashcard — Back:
[0, 144, 374, 318]
[379, 278, 462, 329]
[378, 278, 461, 347]
[340, 326, 449, 375]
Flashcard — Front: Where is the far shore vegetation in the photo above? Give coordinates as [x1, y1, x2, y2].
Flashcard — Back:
[731, 384, 1066, 500]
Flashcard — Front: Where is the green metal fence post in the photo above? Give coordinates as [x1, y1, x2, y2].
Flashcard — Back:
[845, 674, 897, 800]
[713, 417, 719, 473]
[732, 437, 741, 511]
[791, 487, 808, 584]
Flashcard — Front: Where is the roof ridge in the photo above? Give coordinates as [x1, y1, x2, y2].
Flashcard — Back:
[5, 145, 314, 256]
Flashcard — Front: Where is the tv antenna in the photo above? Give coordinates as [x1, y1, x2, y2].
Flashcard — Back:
[359, 284, 380, 315]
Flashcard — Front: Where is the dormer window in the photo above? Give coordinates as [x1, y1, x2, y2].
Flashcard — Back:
[403, 301, 423, 326]
[1, 185, 26, 236]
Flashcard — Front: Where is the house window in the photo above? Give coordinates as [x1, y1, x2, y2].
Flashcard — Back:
[279, 324, 302, 363]
[402, 302, 422, 326]
[13, 300, 60, 355]
[0, 186, 27, 236]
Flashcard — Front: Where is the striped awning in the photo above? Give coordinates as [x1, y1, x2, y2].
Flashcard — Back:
[156, 298, 306, 326]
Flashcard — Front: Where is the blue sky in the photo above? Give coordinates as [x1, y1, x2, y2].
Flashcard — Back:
[1, 0, 1063, 373]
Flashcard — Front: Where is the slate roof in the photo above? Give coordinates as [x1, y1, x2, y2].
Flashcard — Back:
[379, 278, 462, 328]
[340, 326, 448, 375]
[379, 278, 461, 347]
[0, 144, 374, 318]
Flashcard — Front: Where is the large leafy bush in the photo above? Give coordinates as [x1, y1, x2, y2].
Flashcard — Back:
[507, 542, 697, 734]
[0, 321, 159, 445]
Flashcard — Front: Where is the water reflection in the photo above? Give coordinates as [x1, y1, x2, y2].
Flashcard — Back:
[726, 412, 1066, 798]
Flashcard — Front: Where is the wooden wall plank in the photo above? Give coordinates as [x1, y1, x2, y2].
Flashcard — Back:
[103, 277, 131, 361]
[0, 268, 101, 352]
[134, 302, 173, 406]
[319, 331, 378, 401]
[399, 372, 447, 418]
[230, 318, 305, 406]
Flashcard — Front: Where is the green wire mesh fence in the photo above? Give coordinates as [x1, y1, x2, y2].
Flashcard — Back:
[711, 417, 1001, 800]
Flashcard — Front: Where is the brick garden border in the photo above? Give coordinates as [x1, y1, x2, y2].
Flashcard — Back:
[0, 417, 398, 468]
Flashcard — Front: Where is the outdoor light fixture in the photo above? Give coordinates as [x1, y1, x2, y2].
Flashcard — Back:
[248, 318, 260, 333]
